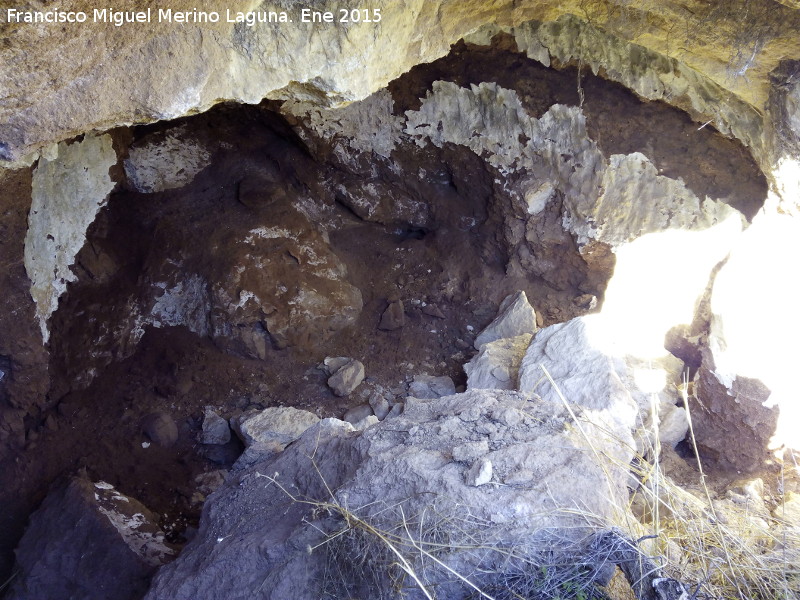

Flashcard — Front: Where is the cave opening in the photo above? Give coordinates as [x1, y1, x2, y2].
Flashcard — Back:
[0, 37, 770, 587]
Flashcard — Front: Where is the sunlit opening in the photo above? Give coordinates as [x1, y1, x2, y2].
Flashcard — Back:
[710, 206, 800, 452]
[586, 215, 743, 361]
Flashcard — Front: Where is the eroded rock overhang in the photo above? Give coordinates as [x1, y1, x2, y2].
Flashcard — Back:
[2, 1, 800, 180]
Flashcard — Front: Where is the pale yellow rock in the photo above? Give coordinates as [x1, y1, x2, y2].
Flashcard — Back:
[2, 0, 800, 172]
[23, 134, 118, 342]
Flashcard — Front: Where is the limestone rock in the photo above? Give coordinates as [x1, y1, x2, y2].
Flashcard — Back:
[141, 412, 179, 448]
[321, 356, 351, 376]
[145, 391, 633, 600]
[378, 300, 405, 330]
[466, 458, 493, 487]
[327, 359, 365, 397]
[773, 492, 800, 524]
[283, 90, 403, 161]
[350, 415, 379, 431]
[465, 15, 766, 150]
[407, 374, 456, 399]
[474, 291, 538, 349]
[656, 403, 690, 449]
[7, 477, 173, 600]
[200, 407, 231, 445]
[519, 316, 682, 448]
[368, 392, 391, 420]
[3, 0, 798, 173]
[464, 333, 532, 391]
[124, 125, 211, 193]
[342, 404, 373, 425]
[232, 406, 320, 449]
[23, 134, 118, 342]
[406, 81, 741, 249]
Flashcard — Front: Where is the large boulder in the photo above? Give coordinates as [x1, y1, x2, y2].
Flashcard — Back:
[7, 477, 174, 600]
[519, 316, 686, 452]
[144, 390, 633, 600]
[232, 406, 320, 449]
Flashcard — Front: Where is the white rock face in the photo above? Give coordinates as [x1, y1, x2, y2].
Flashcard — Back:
[405, 81, 737, 247]
[124, 126, 211, 193]
[465, 333, 532, 391]
[520, 316, 636, 415]
[284, 90, 403, 161]
[577, 152, 739, 247]
[473, 291, 538, 349]
[24, 134, 118, 341]
[518, 315, 683, 449]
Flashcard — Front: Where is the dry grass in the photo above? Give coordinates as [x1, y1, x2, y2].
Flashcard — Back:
[621, 380, 800, 600]
[256, 370, 800, 600]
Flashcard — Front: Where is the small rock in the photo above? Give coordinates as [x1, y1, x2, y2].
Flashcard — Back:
[351, 415, 379, 431]
[454, 338, 471, 351]
[141, 412, 178, 448]
[474, 291, 538, 349]
[572, 294, 598, 310]
[194, 470, 227, 497]
[386, 402, 404, 418]
[200, 407, 231, 445]
[379, 300, 405, 330]
[657, 403, 689, 448]
[773, 491, 800, 523]
[408, 375, 456, 399]
[232, 407, 319, 448]
[422, 304, 445, 319]
[343, 404, 373, 424]
[369, 393, 391, 420]
[466, 459, 493, 486]
[321, 356, 352, 376]
[464, 334, 532, 391]
[327, 359, 365, 396]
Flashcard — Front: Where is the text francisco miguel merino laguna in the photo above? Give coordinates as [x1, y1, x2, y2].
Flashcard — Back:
[6, 7, 384, 26]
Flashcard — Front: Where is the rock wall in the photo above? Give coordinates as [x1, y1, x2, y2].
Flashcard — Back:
[3, 0, 800, 173]
[0, 169, 49, 443]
